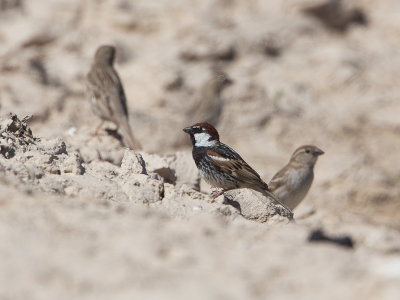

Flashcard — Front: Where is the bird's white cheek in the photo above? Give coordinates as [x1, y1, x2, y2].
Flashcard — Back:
[194, 133, 217, 147]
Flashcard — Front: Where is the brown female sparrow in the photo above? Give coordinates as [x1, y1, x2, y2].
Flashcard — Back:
[183, 122, 293, 216]
[86, 45, 141, 149]
[269, 145, 324, 210]
[186, 71, 232, 127]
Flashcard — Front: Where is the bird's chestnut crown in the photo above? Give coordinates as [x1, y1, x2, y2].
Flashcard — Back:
[183, 122, 220, 147]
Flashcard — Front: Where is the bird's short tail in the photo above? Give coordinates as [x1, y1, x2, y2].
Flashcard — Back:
[119, 119, 142, 150]
[260, 188, 293, 219]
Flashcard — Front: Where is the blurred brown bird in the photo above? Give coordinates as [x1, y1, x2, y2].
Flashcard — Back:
[269, 145, 324, 210]
[86, 45, 141, 150]
[186, 70, 233, 127]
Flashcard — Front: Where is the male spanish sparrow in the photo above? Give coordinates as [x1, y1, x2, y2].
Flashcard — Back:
[86, 45, 141, 149]
[269, 145, 324, 210]
[183, 122, 293, 215]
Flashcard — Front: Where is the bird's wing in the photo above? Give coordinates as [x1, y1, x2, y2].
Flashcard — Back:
[87, 66, 129, 121]
[86, 68, 113, 119]
[109, 69, 129, 118]
[268, 164, 290, 191]
[207, 145, 293, 215]
[206, 144, 264, 186]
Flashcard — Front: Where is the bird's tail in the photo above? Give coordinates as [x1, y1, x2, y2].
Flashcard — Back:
[119, 118, 142, 150]
[260, 188, 293, 218]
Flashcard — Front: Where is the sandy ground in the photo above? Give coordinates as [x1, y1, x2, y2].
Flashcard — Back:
[1, 0, 400, 299]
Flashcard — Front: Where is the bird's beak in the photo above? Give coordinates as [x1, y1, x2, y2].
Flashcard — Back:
[314, 148, 324, 156]
[183, 126, 192, 134]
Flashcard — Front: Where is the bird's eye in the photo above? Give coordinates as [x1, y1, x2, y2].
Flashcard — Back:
[192, 126, 201, 133]
[305, 149, 310, 153]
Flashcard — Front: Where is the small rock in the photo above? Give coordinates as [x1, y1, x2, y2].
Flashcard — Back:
[141, 152, 176, 183]
[62, 152, 85, 175]
[120, 149, 147, 175]
[224, 189, 292, 223]
[0, 142, 15, 158]
[119, 173, 164, 204]
[38, 138, 67, 155]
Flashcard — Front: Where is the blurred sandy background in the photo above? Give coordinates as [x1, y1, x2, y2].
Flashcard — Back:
[0, 0, 400, 299]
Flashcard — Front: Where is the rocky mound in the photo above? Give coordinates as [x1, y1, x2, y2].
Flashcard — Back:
[0, 113, 291, 223]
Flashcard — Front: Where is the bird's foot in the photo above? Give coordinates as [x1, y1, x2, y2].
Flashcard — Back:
[92, 121, 105, 137]
[287, 210, 295, 222]
[210, 189, 224, 199]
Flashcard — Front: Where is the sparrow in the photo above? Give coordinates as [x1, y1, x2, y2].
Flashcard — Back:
[183, 122, 293, 215]
[185, 70, 233, 127]
[269, 145, 324, 210]
[85, 45, 142, 149]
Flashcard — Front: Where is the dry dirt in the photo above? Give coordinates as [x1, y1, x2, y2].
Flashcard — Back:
[0, 0, 399, 299]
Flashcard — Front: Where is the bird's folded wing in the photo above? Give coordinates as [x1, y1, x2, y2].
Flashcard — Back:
[206, 149, 263, 184]
[86, 70, 113, 116]
[268, 166, 290, 191]
[104, 69, 129, 118]
[88, 67, 128, 119]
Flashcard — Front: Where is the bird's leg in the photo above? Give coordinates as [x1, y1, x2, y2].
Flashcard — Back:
[210, 189, 224, 199]
[85, 121, 104, 146]
[210, 188, 234, 199]
[93, 120, 104, 137]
